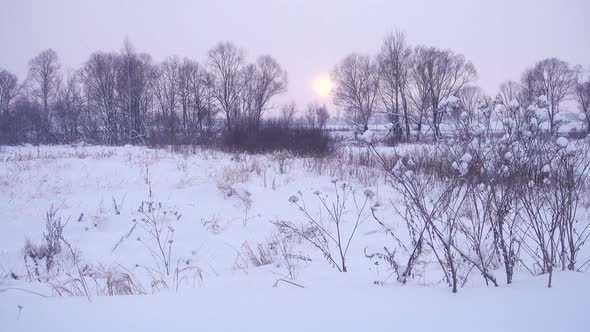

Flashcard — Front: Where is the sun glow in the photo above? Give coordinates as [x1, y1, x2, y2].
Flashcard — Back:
[313, 75, 333, 97]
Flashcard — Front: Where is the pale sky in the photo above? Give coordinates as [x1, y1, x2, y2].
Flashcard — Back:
[1, 0, 589, 111]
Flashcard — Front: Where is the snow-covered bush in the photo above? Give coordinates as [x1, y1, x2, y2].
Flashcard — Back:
[516, 136, 590, 286]
[363, 103, 590, 290]
[367, 145, 488, 292]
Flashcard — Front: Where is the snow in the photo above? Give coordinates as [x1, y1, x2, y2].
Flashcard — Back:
[538, 95, 548, 106]
[446, 95, 459, 103]
[0, 145, 589, 332]
[557, 137, 569, 148]
[441, 95, 459, 108]
[1, 272, 589, 332]
[477, 98, 489, 110]
[508, 99, 520, 109]
[363, 189, 375, 199]
[536, 108, 548, 120]
[359, 130, 374, 144]
[460, 153, 472, 163]
[566, 142, 577, 154]
[472, 125, 485, 136]
[458, 161, 469, 175]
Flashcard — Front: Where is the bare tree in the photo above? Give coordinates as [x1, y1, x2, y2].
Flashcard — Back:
[248, 55, 288, 129]
[177, 58, 196, 134]
[519, 68, 538, 108]
[117, 39, 154, 143]
[80, 52, 120, 143]
[26, 49, 61, 127]
[407, 68, 429, 140]
[574, 69, 590, 131]
[152, 57, 181, 142]
[522, 58, 576, 132]
[208, 42, 246, 132]
[495, 82, 532, 134]
[193, 68, 217, 131]
[411, 46, 477, 139]
[332, 53, 380, 133]
[498, 80, 524, 107]
[0, 69, 19, 116]
[238, 63, 257, 130]
[0, 69, 21, 143]
[305, 103, 330, 130]
[54, 73, 83, 142]
[458, 85, 483, 119]
[378, 31, 413, 141]
[280, 102, 297, 128]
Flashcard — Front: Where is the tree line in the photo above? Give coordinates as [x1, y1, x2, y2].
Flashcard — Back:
[0, 39, 293, 146]
[332, 31, 590, 140]
[1, 33, 589, 146]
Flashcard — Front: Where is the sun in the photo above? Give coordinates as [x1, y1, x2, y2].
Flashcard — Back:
[313, 75, 333, 97]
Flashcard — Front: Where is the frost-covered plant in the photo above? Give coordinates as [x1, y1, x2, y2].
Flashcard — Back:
[21, 208, 99, 300]
[271, 232, 300, 280]
[135, 200, 180, 277]
[201, 216, 225, 234]
[111, 194, 126, 215]
[518, 136, 590, 286]
[24, 207, 65, 279]
[366, 139, 502, 291]
[86, 264, 145, 296]
[217, 158, 261, 196]
[115, 200, 182, 285]
[366, 101, 590, 290]
[241, 241, 275, 267]
[236, 190, 253, 226]
[49, 238, 91, 300]
[116, 198, 202, 293]
[273, 150, 294, 174]
[48, 261, 145, 299]
[274, 180, 373, 272]
[367, 131, 524, 292]
[442, 95, 475, 141]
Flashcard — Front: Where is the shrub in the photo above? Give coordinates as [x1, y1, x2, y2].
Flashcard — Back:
[273, 179, 373, 272]
[24, 207, 64, 279]
[221, 119, 334, 157]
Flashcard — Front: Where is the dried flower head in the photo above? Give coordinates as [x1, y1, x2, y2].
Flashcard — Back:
[364, 189, 375, 199]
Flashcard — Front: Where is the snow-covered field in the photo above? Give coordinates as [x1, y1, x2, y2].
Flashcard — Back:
[0, 144, 589, 331]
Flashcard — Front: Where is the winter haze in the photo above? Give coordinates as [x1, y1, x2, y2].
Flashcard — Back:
[1, 1, 590, 332]
[1, 0, 589, 108]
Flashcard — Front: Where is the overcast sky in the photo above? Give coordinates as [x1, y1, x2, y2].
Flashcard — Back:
[1, 0, 589, 110]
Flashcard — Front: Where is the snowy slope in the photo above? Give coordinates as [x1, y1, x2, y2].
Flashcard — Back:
[0, 145, 589, 331]
[1, 272, 588, 332]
